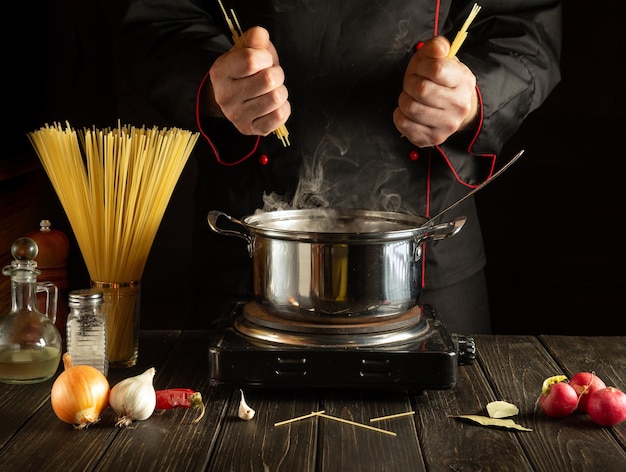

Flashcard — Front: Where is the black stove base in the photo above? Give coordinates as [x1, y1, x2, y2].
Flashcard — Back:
[207, 303, 475, 393]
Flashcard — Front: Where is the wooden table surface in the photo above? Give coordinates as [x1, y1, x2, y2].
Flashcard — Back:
[1, 330, 625, 471]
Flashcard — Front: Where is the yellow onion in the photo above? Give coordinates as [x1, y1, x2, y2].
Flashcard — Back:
[50, 353, 110, 429]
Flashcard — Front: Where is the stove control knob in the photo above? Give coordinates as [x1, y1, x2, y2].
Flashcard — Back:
[453, 334, 476, 365]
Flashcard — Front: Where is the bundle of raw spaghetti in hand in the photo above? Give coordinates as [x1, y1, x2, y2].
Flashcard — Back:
[28, 122, 199, 368]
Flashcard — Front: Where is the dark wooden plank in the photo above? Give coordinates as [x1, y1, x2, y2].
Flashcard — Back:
[0, 407, 121, 472]
[96, 331, 229, 471]
[0, 368, 60, 449]
[475, 334, 626, 472]
[319, 391, 424, 472]
[0, 331, 180, 472]
[539, 335, 626, 447]
[207, 388, 320, 471]
[414, 357, 534, 471]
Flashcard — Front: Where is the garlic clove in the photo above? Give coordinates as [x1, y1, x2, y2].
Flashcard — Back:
[238, 389, 255, 420]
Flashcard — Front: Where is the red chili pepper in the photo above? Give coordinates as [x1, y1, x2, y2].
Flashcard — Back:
[155, 388, 205, 423]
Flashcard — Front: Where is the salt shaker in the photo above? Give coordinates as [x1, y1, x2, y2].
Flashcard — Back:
[66, 289, 108, 376]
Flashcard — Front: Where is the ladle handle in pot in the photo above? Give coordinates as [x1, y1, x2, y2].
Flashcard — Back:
[423, 149, 525, 226]
[207, 211, 254, 254]
[419, 216, 467, 244]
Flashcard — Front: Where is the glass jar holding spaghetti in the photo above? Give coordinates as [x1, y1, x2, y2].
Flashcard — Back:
[91, 280, 140, 369]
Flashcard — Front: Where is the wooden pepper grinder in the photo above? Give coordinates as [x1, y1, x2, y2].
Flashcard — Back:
[26, 219, 70, 347]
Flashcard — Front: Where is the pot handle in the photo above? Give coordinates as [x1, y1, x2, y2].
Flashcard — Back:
[419, 216, 467, 243]
[207, 211, 254, 253]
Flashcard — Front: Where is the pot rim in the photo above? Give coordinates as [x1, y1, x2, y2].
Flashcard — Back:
[241, 208, 430, 243]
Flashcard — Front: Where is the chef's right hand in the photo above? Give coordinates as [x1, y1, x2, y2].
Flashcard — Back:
[208, 26, 291, 136]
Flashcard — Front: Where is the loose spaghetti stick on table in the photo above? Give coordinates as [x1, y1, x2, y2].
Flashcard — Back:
[274, 410, 325, 427]
[217, 0, 290, 146]
[369, 411, 416, 423]
[317, 413, 397, 436]
[448, 3, 482, 58]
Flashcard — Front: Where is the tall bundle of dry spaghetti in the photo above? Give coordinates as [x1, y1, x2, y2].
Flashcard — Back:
[28, 122, 199, 365]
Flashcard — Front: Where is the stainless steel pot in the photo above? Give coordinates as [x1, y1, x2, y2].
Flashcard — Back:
[207, 209, 465, 322]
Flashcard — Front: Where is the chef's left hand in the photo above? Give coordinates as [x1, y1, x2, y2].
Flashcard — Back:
[393, 36, 479, 148]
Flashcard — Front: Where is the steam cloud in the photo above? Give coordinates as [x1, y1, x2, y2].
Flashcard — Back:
[260, 133, 415, 216]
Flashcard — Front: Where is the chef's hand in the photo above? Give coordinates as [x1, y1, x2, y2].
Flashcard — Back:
[393, 36, 479, 147]
[206, 26, 291, 136]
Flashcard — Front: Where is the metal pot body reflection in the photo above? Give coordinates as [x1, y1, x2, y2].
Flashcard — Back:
[208, 209, 466, 322]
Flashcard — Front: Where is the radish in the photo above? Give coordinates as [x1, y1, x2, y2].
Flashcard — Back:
[569, 372, 607, 413]
[538, 375, 578, 418]
[587, 387, 626, 426]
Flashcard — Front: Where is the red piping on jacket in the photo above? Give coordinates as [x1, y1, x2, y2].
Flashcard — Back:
[195, 69, 261, 166]
[435, 86, 497, 189]
[425, 0, 441, 218]
[419, 1, 496, 288]
[420, 85, 495, 288]
[421, 0, 441, 288]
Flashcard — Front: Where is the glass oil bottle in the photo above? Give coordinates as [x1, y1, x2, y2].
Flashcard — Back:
[0, 237, 62, 384]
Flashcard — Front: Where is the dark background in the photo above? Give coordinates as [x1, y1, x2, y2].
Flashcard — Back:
[3, 1, 625, 334]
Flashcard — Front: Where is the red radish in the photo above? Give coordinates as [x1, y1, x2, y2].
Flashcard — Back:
[538, 375, 578, 418]
[569, 372, 606, 413]
[587, 387, 626, 426]
[155, 388, 205, 423]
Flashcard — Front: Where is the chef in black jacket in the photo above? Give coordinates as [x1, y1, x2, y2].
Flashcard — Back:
[117, 1, 562, 333]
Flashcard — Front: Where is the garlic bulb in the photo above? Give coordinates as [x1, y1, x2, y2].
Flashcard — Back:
[238, 389, 255, 420]
[109, 367, 157, 427]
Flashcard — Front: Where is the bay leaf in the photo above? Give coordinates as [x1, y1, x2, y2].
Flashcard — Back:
[452, 415, 532, 431]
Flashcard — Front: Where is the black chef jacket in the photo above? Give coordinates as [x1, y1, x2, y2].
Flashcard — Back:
[117, 1, 562, 308]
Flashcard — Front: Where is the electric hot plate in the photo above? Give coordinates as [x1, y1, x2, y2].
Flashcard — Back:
[208, 302, 475, 393]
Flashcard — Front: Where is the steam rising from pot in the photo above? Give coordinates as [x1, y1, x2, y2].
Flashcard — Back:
[260, 133, 416, 218]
